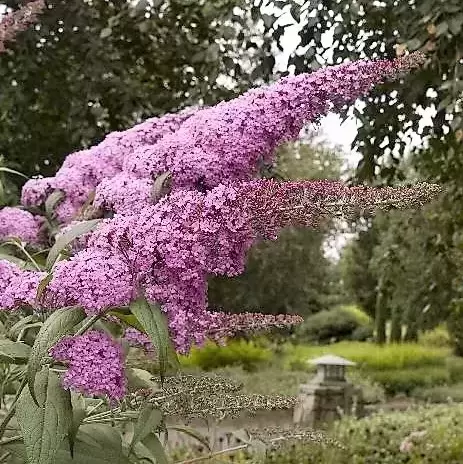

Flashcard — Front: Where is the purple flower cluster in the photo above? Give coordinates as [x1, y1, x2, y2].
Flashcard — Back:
[18, 53, 424, 225]
[21, 110, 195, 223]
[124, 327, 154, 352]
[49, 330, 126, 400]
[125, 312, 303, 353]
[93, 173, 153, 216]
[123, 54, 424, 190]
[0, 207, 43, 244]
[45, 250, 134, 314]
[0, 260, 45, 310]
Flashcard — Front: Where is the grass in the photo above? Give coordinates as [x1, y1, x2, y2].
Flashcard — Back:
[174, 336, 462, 399]
[282, 341, 450, 371]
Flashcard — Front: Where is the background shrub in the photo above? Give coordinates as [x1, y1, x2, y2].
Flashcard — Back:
[183, 405, 463, 463]
[180, 339, 272, 371]
[413, 382, 463, 403]
[369, 366, 450, 395]
[350, 325, 374, 342]
[294, 308, 364, 344]
[264, 404, 463, 463]
[419, 325, 451, 348]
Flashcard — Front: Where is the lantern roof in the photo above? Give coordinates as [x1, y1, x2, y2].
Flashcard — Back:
[309, 354, 356, 367]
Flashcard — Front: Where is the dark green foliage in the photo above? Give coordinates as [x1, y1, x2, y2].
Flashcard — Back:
[369, 366, 449, 396]
[350, 325, 374, 342]
[448, 302, 463, 356]
[264, 0, 463, 184]
[0, 0, 274, 178]
[294, 308, 363, 344]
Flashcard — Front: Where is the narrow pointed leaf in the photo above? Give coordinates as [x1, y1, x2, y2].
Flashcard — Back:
[0, 252, 26, 266]
[108, 310, 144, 332]
[8, 314, 37, 340]
[142, 433, 168, 464]
[68, 408, 86, 457]
[16, 367, 73, 464]
[151, 172, 172, 202]
[130, 405, 163, 452]
[46, 219, 101, 269]
[126, 368, 159, 391]
[27, 307, 86, 404]
[0, 166, 29, 179]
[129, 298, 179, 380]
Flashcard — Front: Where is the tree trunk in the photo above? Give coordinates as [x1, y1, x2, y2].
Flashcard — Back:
[390, 307, 402, 343]
[375, 277, 387, 344]
[404, 323, 419, 342]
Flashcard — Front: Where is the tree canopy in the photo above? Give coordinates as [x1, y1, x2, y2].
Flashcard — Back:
[0, 0, 274, 177]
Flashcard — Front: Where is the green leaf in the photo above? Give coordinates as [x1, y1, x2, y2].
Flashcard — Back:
[8, 314, 37, 339]
[68, 407, 86, 457]
[126, 368, 159, 391]
[151, 172, 172, 203]
[108, 310, 144, 332]
[46, 219, 101, 270]
[167, 425, 211, 451]
[27, 307, 86, 404]
[0, 252, 26, 267]
[129, 298, 179, 380]
[16, 367, 73, 464]
[130, 404, 163, 452]
[0, 166, 29, 179]
[100, 27, 112, 38]
[71, 424, 129, 463]
[142, 433, 168, 464]
[0, 339, 31, 363]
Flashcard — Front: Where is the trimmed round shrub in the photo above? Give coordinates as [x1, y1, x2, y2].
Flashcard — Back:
[369, 366, 449, 396]
[294, 308, 362, 344]
[351, 325, 374, 342]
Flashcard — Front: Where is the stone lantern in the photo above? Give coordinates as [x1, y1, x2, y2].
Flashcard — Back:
[311, 354, 356, 384]
[293, 354, 363, 428]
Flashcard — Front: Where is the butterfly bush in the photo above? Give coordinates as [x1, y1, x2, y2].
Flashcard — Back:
[0, 51, 439, 399]
[0, 260, 45, 310]
[21, 109, 196, 222]
[49, 330, 126, 401]
[0, 207, 44, 244]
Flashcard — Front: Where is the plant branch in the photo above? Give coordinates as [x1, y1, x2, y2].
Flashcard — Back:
[74, 314, 103, 336]
[174, 444, 249, 464]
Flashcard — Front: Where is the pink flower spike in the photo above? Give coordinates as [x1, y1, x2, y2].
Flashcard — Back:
[49, 330, 126, 401]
